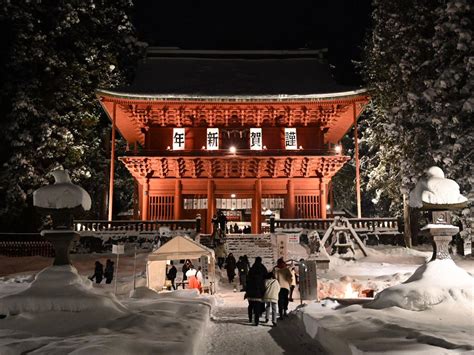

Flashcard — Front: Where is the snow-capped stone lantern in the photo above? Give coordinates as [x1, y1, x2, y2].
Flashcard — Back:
[33, 170, 91, 265]
[409, 166, 468, 260]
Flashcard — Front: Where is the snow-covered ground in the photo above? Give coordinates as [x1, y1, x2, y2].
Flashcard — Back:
[0, 246, 473, 354]
[198, 268, 325, 355]
[0, 253, 213, 354]
[296, 247, 474, 354]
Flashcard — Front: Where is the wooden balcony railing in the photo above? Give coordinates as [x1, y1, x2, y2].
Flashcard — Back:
[74, 218, 201, 234]
[266, 217, 401, 235]
[125, 148, 340, 158]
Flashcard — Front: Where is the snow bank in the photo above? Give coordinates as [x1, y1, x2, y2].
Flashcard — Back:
[366, 259, 474, 311]
[0, 265, 127, 316]
[298, 297, 474, 354]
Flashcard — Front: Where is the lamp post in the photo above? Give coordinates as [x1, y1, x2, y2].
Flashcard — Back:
[33, 170, 91, 266]
[409, 166, 468, 261]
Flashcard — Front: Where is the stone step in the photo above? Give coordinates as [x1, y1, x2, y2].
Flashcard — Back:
[225, 234, 276, 269]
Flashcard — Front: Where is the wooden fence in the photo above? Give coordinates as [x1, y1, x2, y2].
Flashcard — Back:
[0, 233, 54, 257]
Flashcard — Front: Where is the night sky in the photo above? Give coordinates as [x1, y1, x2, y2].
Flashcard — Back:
[132, 0, 372, 85]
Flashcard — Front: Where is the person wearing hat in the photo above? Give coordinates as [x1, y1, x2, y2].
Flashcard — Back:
[274, 258, 292, 319]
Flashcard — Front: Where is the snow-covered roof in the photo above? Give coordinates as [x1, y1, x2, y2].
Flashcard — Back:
[102, 49, 364, 98]
[148, 235, 214, 261]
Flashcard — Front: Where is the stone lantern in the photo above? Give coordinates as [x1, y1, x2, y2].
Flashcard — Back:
[33, 170, 91, 265]
[409, 166, 468, 260]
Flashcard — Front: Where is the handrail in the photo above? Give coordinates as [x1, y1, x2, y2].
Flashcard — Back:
[73, 218, 201, 233]
[267, 217, 400, 234]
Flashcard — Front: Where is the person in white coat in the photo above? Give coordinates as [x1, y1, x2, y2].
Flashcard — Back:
[263, 272, 280, 326]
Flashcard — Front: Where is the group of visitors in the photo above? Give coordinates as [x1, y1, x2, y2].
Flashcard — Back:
[166, 259, 204, 292]
[211, 210, 228, 240]
[89, 259, 115, 284]
[222, 253, 251, 289]
[244, 256, 298, 327]
[230, 223, 252, 234]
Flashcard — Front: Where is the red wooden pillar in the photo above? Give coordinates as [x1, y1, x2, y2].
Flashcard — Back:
[287, 179, 295, 218]
[107, 103, 116, 221]
[252, 179, 262, 233]
[207, 180, 215, 233]
[174, 179, 182, 220]
[320, 178, 327, 219]
[329, 181, 335, 218]
[142, 179, 149, 220]
[353, 103, 362, 218]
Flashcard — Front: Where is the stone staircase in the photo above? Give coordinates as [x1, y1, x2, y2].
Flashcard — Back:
[196, 234, 214, 249]
[224, 234, 276, 269]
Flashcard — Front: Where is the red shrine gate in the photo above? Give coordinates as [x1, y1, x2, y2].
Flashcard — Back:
[97, 49, 370, 233]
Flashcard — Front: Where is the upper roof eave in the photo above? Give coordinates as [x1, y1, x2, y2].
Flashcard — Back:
[96, 88, 369, 103]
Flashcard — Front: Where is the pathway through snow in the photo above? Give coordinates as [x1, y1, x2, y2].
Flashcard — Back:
[198, 278, 326, 355]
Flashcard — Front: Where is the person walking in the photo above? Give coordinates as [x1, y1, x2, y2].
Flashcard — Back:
[89, 261, 104, 284]
[244, 256, 268, 326]
[104, 259, 115, 284]
[167, 261, 177, 290]
[225, 253, 237, 283]
[236, 256, 249, 291]
[263, 272, 280, 327]
[217, 210, 227, 236]
[215, 242, 226, 269]
[274, 258, 292, 319]
[289, 266, 297, 302]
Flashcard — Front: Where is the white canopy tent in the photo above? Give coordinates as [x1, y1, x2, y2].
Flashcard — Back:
[146, 235, 216, 292]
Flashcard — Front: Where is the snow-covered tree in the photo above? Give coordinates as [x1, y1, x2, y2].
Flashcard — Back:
[361, 0, 473, 215]
[0, 0, 145, 231]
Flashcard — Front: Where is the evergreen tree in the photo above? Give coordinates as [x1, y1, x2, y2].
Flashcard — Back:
[361, 0, 473, 215]
[0, 0, 145, 231]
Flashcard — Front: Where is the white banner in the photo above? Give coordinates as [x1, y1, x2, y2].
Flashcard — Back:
[173, 128, 185, 150]
[206, 128, 219, 150]
[250, 128, 263, 150]
[284, 128, 297, 150]
[112, 244, 125, 255]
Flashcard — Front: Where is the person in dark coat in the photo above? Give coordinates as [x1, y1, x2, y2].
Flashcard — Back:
[211, 214, 219, 239]
[167, 261, 177, 290]
[225, 253, 237, 283]
[236, 256, 249, 291]
[182, 259, 192, 289]
[244, 256, 268, 325]
[104, 259, 115, 284]
[217, 211, 227, 235]
[89, 261, 104, 284]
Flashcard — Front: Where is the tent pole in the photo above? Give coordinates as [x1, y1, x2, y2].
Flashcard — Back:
[133, 246, 137, 290]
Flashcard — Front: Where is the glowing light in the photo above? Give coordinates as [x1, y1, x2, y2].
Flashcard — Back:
[229, 146, 237, 154]
[231, 193, 236, 198]
[326, 204, 331, 211]
[335, 145, 342, 154]
[343, 283, 359, 298]
[201, 145, 206, 150]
